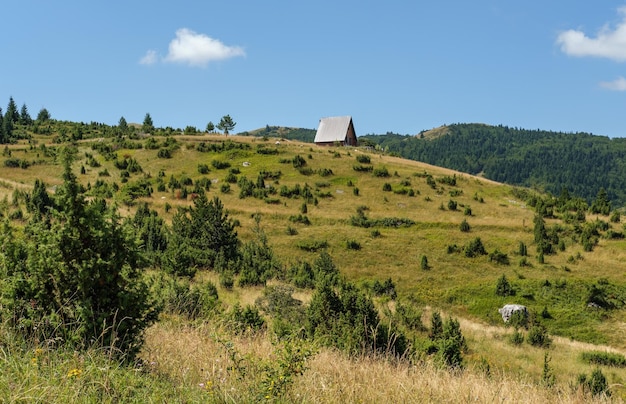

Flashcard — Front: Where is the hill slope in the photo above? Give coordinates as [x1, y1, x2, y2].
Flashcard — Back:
[361, 123, 626, 207]
[1, 119, 626, 400]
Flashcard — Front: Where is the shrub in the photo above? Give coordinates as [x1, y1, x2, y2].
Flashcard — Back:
[577, 368, 611, 397]
[580, 351, 626, 367]
[373, 166, 390, 177]
[197, 163, 210, 174]
[489, 249, 510, 265]
[353, 164, 373, 172]
[495, 274, 514, 296]
[459, 219, 470, 232]
[436, 318, 467, 369]
[518, 241, 527, 256]
[509, 329, 525, 345]
[420, 255, 429, 270]
[227, 304, 265, 334]
[527, 324, 551, 348]
[306, 281, 407, 356]
[318, 168, 333, 177]
[297, 239, 328, 252]
[382, 182, 392, 192]
[447, 199, 457, 211]
[372, 278, 397, 299]
[1, 160, 158, 359]
[289, 214, 311, 225]
[211, 159, 231, 169]
[346, 239, 361, 250]
[464, 237, 487, 257]
[356, 154, 371, 164]
[292, 154, 306, 168]
[157, 148, 172, 158]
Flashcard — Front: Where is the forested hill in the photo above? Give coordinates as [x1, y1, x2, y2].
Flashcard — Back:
[360, 124, 626, 207]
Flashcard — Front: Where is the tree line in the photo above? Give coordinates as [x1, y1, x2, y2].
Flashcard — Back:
[360, 124, 626, 207]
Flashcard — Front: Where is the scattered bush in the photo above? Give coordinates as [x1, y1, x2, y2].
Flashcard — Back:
[373, 166, 390, 177]
[489, 249, 510, 265]
[197, 163, 210, 174]
[211, 159, 231, 169]
[495, 274, 515, 296]
[509, 329, 525, 345]
[460, 219, 470, 232]
[353, 164, 373, 172]
[464, 237, 487, 258]
[296, 239, 328, 252]
[580, 351, 626, 368]
[527, 324, 551, 348]
[577, 368, 611, 397]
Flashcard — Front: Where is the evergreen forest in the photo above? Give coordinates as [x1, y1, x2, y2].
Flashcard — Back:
[360, 124, 626, 207]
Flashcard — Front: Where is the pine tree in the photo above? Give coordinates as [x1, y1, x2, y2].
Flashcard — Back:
[217, 114, 236, 135]
[5, 97, 19, 123]
[142, 113, 155, 134]
[36, 108, 50, 122]
[1, 152, 158, 358]
[19, 103, 32, 126]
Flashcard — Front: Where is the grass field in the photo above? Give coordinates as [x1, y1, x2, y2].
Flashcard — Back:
[1, 128, 625, 401]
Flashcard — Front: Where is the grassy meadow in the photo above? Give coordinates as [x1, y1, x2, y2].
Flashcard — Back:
[1, 127, 626, 401]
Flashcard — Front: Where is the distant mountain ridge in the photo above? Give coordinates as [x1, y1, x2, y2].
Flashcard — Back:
[359, 123, 626, 207]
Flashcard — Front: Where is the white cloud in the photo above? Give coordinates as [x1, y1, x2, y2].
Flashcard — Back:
[139, 50, 158, 65]
[600, 76, 626, 91]
[163, 28, 245, 67]
[556, 6, 626, 61]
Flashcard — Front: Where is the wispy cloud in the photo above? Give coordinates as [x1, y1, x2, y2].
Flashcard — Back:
[600, 76, 626, 91]
[140, 28, 245, 68]
[139, 50, 158, 65]
[556, 6, 626, 62]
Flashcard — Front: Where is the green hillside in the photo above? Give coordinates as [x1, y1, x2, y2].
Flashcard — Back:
[360, 123, 626, 207]
[0, 114, 625, 401]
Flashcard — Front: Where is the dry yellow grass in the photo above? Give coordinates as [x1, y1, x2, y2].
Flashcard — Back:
[142, 318, 619, 403]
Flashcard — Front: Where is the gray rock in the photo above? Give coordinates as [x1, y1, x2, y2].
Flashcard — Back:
[498, 304, 528, 322]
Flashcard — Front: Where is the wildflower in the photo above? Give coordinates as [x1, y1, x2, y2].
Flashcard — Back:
[67, 368, 83, 378]
[200, 380, 214, 395]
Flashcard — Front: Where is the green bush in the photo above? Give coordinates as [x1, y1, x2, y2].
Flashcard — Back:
[297, 239, 328, 252]
[197, 163, 210, 174]
[356, 154, 371, 164]
[509, 329, 525, 345]
[489, 249, 510, 265]
[495, 275, 514, 297]
[353, 164, 373, 172]
[464, 237, 487, 258]
[1, 159, 158, 359]
[228, 304, 265, 334]
[306, 281, 407, 357]
[527, 324, 551, 348]
[459, 219, 470, 232]
[581, 351, 626, 367]
[211, 159, 231, 169]
[577, 368, 611, 397]
[373, 166, 390, 177]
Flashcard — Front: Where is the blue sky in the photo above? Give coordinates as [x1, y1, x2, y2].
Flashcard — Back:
[3, 1, 626, 137]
